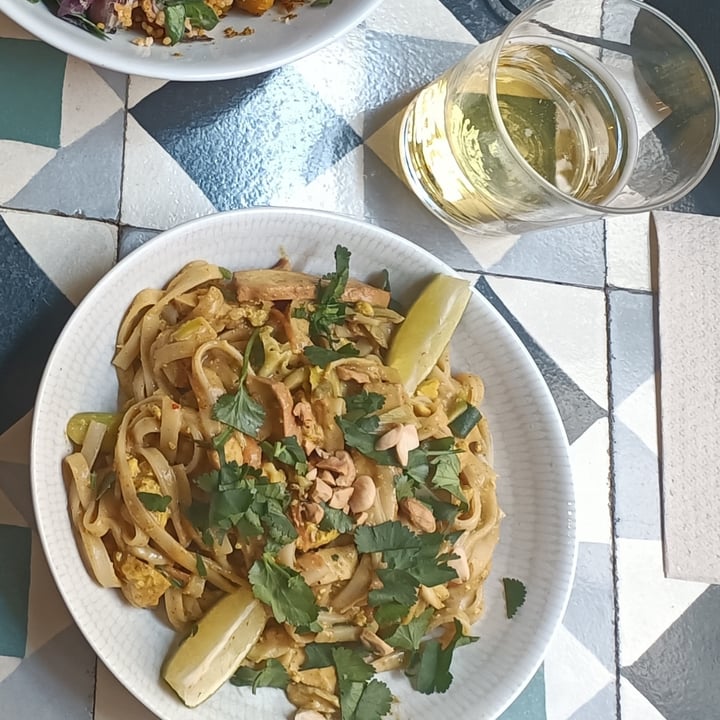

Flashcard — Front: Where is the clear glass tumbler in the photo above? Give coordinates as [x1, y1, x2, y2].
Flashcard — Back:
[398, 0, 720, 236]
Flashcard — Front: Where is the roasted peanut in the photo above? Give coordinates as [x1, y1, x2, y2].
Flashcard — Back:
[400, 497, 436, 533]
[328, 486, 354, 510]
[311, 477, 333, 503]
[349, 475, 376, 513]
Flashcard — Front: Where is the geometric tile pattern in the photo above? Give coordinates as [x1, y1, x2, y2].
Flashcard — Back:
[2, 0, 720, 717]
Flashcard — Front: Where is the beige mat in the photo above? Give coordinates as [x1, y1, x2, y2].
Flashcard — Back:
[653, 210, 720, 583]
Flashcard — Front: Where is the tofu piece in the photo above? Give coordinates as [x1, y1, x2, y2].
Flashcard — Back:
[233, 269, 391, 308]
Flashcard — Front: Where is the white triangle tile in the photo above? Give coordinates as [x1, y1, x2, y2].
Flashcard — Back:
[60, 57, 125, 147]
[0, 412, 32, 466]
[0, 14, 35, 39]
[544, 623, 614, 720]
[25, 533, 72, 657]
[121, 116, 216, 230]
[127, 76, 169, 109]
[365, 107, 405, 179]
[606, 212, 651, 291]
[620, 677, 666, 720]
[615, 377, 658, 456]
[616, 538, 707, 666]
[0, 142, 56, 204]
[0, 487, 27, 527]
[95, 660, 160, 720]
[455, 227, 521, 270]
[487, 276, 609, 409]
[365, 0, 476, 44]
[0, 657, 22, 684]
[571, 418, 611, 544]
[2, 210, 116, 305]
[269, 144, 365, 217]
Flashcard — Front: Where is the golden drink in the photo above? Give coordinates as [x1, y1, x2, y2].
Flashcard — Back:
[399, 41, 638, 230]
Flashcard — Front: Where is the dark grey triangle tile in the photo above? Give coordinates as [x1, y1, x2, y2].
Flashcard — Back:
[0, 216, 75, 435]
[0, 623, 95, 718]
[489, 220, 606, 289]
[118, 226, 161, 260]
[438, 0, 507, 42]
[613, 419, 661, 541]
[476, 276, 607, 443]
[561, 542, 616, 672]
[362, 145, 481, 271]
[567, 682, 617, 720]
[0, 523, 31, 658]
[359, 31, 473, 137]
[91, 66, 128, 103]
[0, 462, 34, 529]
[622, 585, 720, 720]
[7, 111, 124, 222]
[130, 68, 361, 212]
[608, 289, 656, 407]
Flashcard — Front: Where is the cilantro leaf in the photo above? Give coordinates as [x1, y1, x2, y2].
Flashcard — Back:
[294, 245, 351, 343]
[503, 577, 527, 619]
[384, 608, 433, 651]
[407, 620, 478, 694]
[261, 436, 308, 473]
[163, 3, 186, 44]
[332, 647, 391, 720]
[304, 343, 360, 368]
[162, 0, 219, 44]
[230, 659, 289, 693]
[355, 679, 393, 720]
[318, 504, 355, 533]
[344, 391, 386, 418]
[95, 471, 116, 500]
[430, 451, 465, 505]
[301, 642, 337, 669]
[212, 330, 266, 437]
[137, 492, 172, 512]
[374, 602, 411, 627]
[336, 414, 396, 465]
[356, 522, 458, 607]
[193, 459, 297, 550]
[369, 568, 419, 607]
[249, 555, 319, 627]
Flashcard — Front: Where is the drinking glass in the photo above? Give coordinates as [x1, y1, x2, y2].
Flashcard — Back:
[398, 0, 720, 236]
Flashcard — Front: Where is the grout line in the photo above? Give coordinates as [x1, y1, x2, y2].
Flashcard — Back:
[114, 73, 132, 265]
[603, 221, 623, 720]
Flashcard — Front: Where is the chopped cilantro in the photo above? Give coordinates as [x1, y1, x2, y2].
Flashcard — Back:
[301, 642, 337, 669]
[335, 392, 397, 465]
[261, 436, 308, 474]
[195, 553, 207, 578]
[374, 602, 410, 627]
[212, 329, 266, 438]
[304, 343, 360, 368]
[248, 554, 319, 627]
[311, 0, 333, 5]
[193, 451, 297, 552]
[137, 491, 172, 512]
[355, 521, 458, 607]
[230, 659, 289, 693]
[332, 647, 392, 720]
[503, 577, 527, 619]
[318, 504, 355, 533]
[218, 266, 232, 280]
[384, 608, 434, 651]
[293, 245, 351, 344]
[406, 620, 478, 694]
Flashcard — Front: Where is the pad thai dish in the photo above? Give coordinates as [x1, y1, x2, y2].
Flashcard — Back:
[62, 245, 502, 719]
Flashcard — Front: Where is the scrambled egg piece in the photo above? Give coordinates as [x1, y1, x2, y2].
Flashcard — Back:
[128, 457, 170, 527]
[115, 553, 171, 608]
[296, 524, 338, 552]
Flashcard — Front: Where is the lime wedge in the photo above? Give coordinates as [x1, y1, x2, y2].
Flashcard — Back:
[162, 584, 269, 707]
[386, 274, 471, 394]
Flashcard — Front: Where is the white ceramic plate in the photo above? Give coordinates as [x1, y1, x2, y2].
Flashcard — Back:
[31, 207, 576, 720]
[0, 0, 382, 80]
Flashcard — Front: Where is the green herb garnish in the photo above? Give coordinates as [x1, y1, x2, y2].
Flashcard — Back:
[230, 659, 290, 693]
[248, 554, 319, 627]
[212, 329, 266, 438]
[503, 577, 527, 619]
[137, 492, 172, 512]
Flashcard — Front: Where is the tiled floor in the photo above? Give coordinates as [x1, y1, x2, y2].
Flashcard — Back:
[1, 0, 720, 718]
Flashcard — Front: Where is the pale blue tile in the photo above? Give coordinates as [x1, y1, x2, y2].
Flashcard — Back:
[499, 665, 546, 719]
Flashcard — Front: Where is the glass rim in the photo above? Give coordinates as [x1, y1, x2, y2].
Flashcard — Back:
[487, 0, 720, 215]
